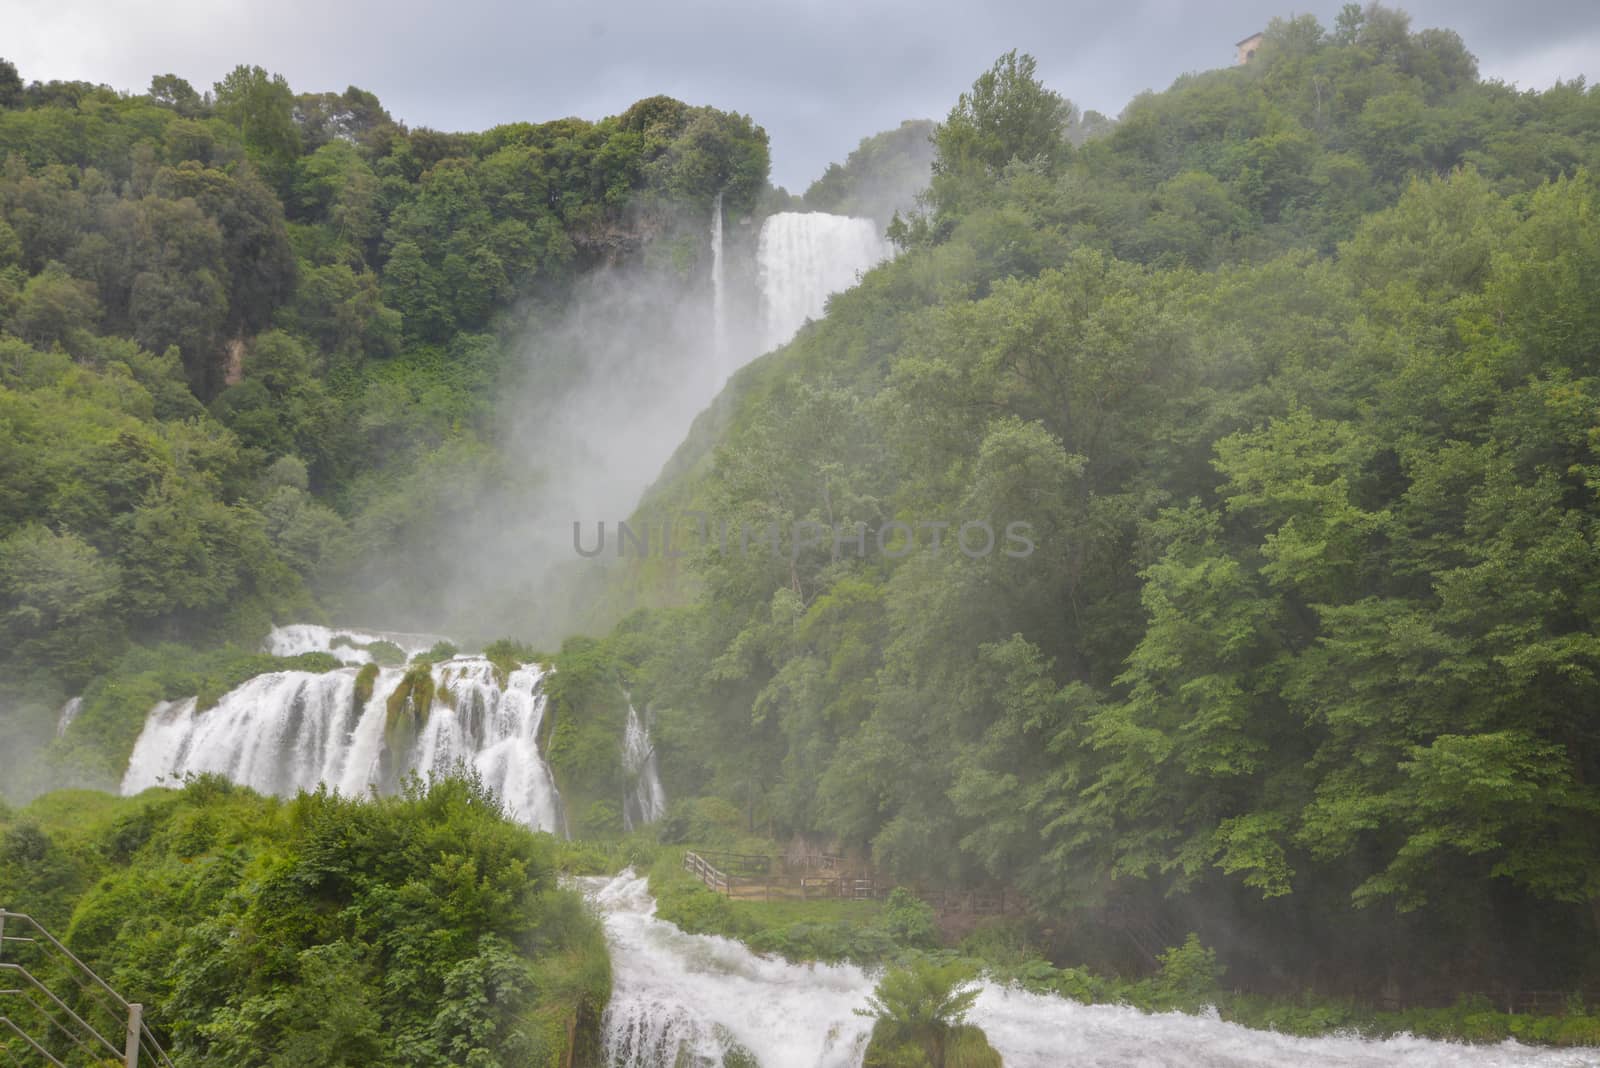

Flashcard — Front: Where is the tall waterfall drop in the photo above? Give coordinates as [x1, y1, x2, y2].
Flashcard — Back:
[120, 625, 565, 832]
[710, 190, 726, 362]
[757, 212, 891, 351]
[584, 872, 1589, 1068]
[621, 704, 666, 830]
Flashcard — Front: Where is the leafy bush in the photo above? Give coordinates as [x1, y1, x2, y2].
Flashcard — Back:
[859, 960, 996, 1068]
[882, 887, 940, 949]
[365, 640, 405, 666]
[1153, 933, 1225, 1010]
[483, 637, 542, 681]
[410, 640, 458, 664]
[0, 774, 610, 1065]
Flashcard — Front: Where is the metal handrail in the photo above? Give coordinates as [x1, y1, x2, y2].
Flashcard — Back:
[0, 1017, 65, 1067]
[0, 912, 128, 1012]
[0, 966, 120, 1060]
[0, 910, 173, 1067]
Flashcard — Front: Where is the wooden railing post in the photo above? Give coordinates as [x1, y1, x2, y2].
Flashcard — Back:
[125, 1003, 143, 1068]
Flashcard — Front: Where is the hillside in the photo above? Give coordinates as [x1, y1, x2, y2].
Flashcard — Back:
[3, 0, 1600, 1043]
[0, 62, 768, 790]
[587, 14, 1600, 1000]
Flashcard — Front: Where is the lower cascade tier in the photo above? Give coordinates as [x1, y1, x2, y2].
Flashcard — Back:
[581, 872, 1595, 1068]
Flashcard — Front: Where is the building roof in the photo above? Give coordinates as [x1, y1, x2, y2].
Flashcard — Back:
[1236, 31, 1265, 47]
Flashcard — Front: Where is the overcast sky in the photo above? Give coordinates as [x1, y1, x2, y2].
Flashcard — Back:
[7, 1, 1598, 191]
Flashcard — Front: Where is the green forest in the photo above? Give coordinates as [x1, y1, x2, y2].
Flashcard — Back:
[0, 57, 767, 696]
[5, 1, 1600, 1062]
[607, 9, 1600, 1002]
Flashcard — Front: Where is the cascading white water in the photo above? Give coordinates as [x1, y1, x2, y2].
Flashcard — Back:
[264, 622, 447, 665]
[583, 872, 1594, 1068]
[711, 190, 726, 363]
[757, 212, 891, 351]
[958, 987, 1599, 1067]
[121, 654, 564, 832]
[621, 704, 666, 830]
[587, 873, 871, 1067]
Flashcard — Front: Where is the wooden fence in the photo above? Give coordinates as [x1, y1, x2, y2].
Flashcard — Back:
[681, 851, 1021, 915]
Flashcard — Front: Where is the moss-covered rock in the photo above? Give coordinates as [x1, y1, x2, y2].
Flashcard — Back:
[383, 664, 435, 782]
[863, 1022, 1002, 1068]
[943, 1026, 1003, 1068]
[366, 640, 406, 666]
[482, 637, 541, 686]
[354, 662, 379, 710]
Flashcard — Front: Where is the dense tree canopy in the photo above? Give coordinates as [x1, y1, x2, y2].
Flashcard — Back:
[0, 59, 769, 707]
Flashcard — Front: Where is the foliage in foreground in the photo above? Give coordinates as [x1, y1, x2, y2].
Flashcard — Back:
[859, 960, 999, 1068]
[0, 774, 610, 1067]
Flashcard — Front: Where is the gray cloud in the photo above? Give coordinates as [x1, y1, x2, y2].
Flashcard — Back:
[8, 0, 1598, 190]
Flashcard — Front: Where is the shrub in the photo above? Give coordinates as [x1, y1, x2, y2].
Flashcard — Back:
[354, 662, 379, 709]
[483, 638, 541, 682]
[882, 887, 939, 949]
[1154, 933, 1224, 1009]
[365, 640, 405, 666]
[859, 960, 995, 1068]
[410, 640, 458, 664]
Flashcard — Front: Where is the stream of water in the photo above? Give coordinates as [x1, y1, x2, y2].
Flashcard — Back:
[582, 872, 1598, 1068]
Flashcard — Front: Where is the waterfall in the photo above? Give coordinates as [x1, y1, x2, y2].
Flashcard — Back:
[264, 622, 446, 665]
[710, 191, 726, 363]
[757, 212, 891, 352]
[621, 704, 666, 830]
[582, 871, 1588, 1068]
[55, 695, 82, 737]
[587, 873, 871, 1067]
[121, 655, 564, 832]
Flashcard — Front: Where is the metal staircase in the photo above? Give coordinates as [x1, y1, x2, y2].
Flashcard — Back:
[0, 910, 173, 1067]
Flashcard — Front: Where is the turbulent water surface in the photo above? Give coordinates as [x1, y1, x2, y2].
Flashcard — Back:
[583, 872, 1597, 1068]
[264, 622, 448, 663]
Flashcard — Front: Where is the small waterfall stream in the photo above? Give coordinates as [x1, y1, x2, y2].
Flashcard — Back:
[622, 704, 667, 830]
[711, 190, 726, 363]
[582, 872, 1594, 1068]
[55, 695, 82, 737]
